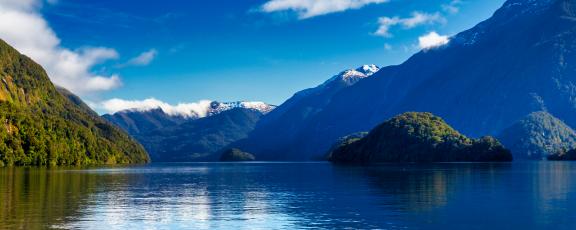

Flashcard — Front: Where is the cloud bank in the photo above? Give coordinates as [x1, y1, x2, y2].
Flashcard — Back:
[418, 31, 449, 50]
[97, 98, 276, 117]
[261, 0, 388, 19]
[99, 98, 214, 118]
[375, 12, 445, 37]
[0, 0, 122, 94]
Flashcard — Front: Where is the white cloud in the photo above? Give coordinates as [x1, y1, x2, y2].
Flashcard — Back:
[261, 0, 388, 19]
[384, 43, 392, 50]
[97, 98, 276, 117]
[418, 31, 449, 50]
[125, 49, 158, 66]
[0, 0, 122, 94]
[375, 12, 445, 37]
[99, 98, 214, 118]
[442, 0, 462, 14]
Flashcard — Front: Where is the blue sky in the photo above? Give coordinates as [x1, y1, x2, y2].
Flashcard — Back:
[0, 0, 506, 114]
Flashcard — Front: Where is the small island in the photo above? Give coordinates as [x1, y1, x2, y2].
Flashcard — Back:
[328, 112, 513, 163]
[220, 148, 256, 162]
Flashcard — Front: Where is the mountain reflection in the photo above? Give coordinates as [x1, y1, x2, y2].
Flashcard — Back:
[0, 167, 127, 229]
[354, 164, 513, 212]
[1, 163, 576, 229]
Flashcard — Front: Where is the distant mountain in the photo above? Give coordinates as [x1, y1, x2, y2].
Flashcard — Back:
[103, 101, 275, 135]
[0, 39, 149, 166]
[498, 111, 576, 160]
[240, 0, 576, 160]
[235, 65, 379, 160]
[103, 100, 275, 162]
[135, 108, 264, 162]
[329, 112, 512, 163]
[103, 108, 187, 135]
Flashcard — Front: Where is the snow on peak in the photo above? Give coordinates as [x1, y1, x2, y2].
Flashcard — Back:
[208, 101, 276, 116]
[102, 98, 275, 118]
[356, 64, 380, 76]
[323, 64, 380, 87]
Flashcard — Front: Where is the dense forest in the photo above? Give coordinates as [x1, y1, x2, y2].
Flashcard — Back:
[329, 112, 512, 163]
[0, 39, 149, 166]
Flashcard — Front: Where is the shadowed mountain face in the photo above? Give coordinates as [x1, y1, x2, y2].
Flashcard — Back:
[103, 109, 187, 135]
[240, 0, 576, 160]
[0, 39, 149, 166]
[235, 65, 379, 160]
[103, 101, 275, 135]
[103, 101, 274, 162]
[133, 108, 264, 162]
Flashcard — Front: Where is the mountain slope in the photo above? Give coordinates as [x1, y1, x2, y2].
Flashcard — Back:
[0, 39, 149, 166]
[244, 0, 576, 160]
[236, 65, 379, 160]
[498, 111, 576, 160]
[135, 108, 264, 162]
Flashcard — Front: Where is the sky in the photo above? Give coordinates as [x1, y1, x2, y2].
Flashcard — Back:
[0, 0, 506, 114]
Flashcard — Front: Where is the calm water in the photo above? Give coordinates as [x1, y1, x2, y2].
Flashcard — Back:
[1, 162, 575, 230]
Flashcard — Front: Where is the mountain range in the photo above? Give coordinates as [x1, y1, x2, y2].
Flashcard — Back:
[104, 101, 275, 161]
[233, 0, 576, 161]
[5, 0, 576, 165]
[103, 101, 275, 135]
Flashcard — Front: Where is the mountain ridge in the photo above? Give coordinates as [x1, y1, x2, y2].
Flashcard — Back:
[103, 101, 276, 135]
[240, 0, 576, 160]
[134, 108, 264, 162]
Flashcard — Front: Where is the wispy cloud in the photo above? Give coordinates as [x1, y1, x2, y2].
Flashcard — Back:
[124, 49, 158, 67]
[418, 31, 449, 50]
[442, 0, 463, 14]
[375, 12, 446, 37]
[260, 0, 389, 19]
[0, 0, 122, 94]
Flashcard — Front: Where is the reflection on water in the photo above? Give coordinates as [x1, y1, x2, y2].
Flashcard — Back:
[1, 162, 576, 229]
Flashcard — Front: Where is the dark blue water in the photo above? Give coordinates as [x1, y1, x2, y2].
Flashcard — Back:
[1, 162, 575, 229]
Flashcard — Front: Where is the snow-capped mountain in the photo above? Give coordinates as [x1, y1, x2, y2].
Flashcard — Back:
[103, 100, 275, 134]
[322, 64, 380, 87]
[208, 101, 276, 116]
[233, 65, 379, 160]
[102, 100, 275, 162]
[295, 64, 379, 98]
[238, 0, 576, 161]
